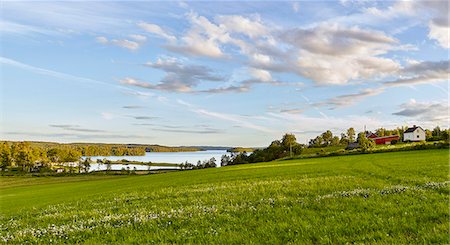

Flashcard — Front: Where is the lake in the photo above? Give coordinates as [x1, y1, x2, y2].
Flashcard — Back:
[86, 150, 231, 172]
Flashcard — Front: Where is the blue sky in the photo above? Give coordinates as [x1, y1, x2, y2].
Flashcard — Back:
[0, 1, 448, 146]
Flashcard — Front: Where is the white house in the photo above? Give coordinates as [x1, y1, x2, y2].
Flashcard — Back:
[403, 125, 426, 142]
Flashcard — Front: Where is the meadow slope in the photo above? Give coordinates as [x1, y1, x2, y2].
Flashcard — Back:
[0, 149, 448, 244]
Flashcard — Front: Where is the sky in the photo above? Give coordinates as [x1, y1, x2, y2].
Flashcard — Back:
[0, 1, 449, 147]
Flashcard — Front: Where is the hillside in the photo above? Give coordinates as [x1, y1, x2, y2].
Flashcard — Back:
[0, 149, 448, 243]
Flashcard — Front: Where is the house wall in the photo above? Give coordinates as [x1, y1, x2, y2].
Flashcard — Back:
[404, 133, 414, 141]
[374, 136, 399, 145]
[404, 129, 425, 141]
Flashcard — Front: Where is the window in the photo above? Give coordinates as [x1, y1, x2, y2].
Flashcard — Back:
[417, 135, 419, 138]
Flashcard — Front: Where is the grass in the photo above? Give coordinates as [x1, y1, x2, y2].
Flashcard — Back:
[301, 145, 346, 155]
[0, 149, 448, 244]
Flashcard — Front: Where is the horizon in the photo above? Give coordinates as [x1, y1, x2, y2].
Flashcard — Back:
[1, 1, 449, 146]
[0, 124, 439, 148]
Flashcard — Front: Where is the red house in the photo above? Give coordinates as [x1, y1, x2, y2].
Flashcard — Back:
[366, 132, 378, 139]
[372, 135, 400, 145]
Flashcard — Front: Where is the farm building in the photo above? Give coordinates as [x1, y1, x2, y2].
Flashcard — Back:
[365, 132, 399, 145]
[403, 125, 425, 142]
[372, 135, 399, 145]
[55, 168, 65, 173]
[366, 132, 378, 139]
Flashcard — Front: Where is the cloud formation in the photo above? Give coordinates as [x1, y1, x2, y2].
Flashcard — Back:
[121, 57, 225, 93]
[128, 116, 158, 120]
[384, 60, 449, 87]
[278, 24, 401, 85]
[315, 87, 385, 109]
[123, 105, 145, 109]
[177, 99, 273, 133]
[364, 1, 449, 48]
[392, 99, 449, 123]
[49, 124, 106, 133]
[138, 22, 176, 42]
[96, 36, 144, 50]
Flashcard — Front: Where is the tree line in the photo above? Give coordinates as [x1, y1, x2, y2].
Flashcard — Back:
[0, 141, 146, 172]
[220, 126, 449, 166]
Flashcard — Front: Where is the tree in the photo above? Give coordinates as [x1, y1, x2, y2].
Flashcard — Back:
[105, 159, 112, 172]
[208, 157, 217, 168]
[339, 133, 349, 145]
[14, 142, 36, 172]
[425, 129, 433, 140]
[375, 128, 386, 137]
[47, 148, 60, 162]
[309, 136, 324, 148]
[269, 140, 281, 148]
[432, 126, 441, 137]
[321, 130, 333, 146]
[0, 142, 12, 169]
[81, 157, 91, 173]
[281, 134, 297, 148]
[347, 128, 356, 142]
[442, 129, 449, 141]
[331, 136, 340, 146]
[357, 132, 375, 152]
[221, 155, 231, 167]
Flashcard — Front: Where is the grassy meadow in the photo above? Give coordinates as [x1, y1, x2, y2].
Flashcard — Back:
[0, 149, 448, 244]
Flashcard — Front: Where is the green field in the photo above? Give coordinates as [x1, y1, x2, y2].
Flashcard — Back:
[0, 149, 448, 244]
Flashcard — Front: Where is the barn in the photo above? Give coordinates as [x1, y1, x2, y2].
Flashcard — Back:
[365, 131, 400, 145]
[372, 135, 399, 145]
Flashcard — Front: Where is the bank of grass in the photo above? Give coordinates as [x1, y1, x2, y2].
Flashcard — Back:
[0, 149, 448, 244]
[284, 140, 448, 160]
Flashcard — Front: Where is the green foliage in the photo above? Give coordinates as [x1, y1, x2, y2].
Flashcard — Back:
[309, 131, 342, 147]
[357, 132, 375, 152]
[339, 133, 349, 145]
[228, 134, 303, 165]
[227, 147, 254, 153]
[281, 133, 297, 148]
[347, 127, 355, 142]
[0, 142, 12, 169]
[427, 127, 449, 141]
[0, 141, 203, 173]
[0, 150, 448, 243]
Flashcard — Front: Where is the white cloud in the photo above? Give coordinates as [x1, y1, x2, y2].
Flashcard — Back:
[177, 100, 273, 133]
[363, 1, 449, 49]
[0, 56, 111, 87]
[129, 34, 147, 42]
[292, 2, 300, 13]
[315, 87, 385, 109]
[110, 39, 140, 50]
[0, 20, 57, 36]
[96, 36, 108, 44]
[251, 53, 272, 66]
[393, 99, 449, 125]
[249, 68, 272, 82]
[138, 22, 176, 42]
[120, 57, 226, 93]
[101, 112, 115, 120]
[215, 15, 268, 39]
[384, 60, 449, 87]
[166, 12, 273, 59]
[166, 13, 229, 58]
[428, 19, 450, 49]
[279, 24, 401, 85]
[1, 2, 136, 36]
[96, 36, 143, 50]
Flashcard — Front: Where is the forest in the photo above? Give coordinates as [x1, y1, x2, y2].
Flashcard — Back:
[0, 141, 200, 172]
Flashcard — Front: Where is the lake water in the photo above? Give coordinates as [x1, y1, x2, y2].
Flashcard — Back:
[86, 150, 231, 172]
